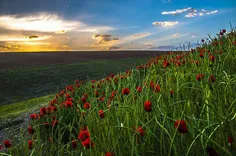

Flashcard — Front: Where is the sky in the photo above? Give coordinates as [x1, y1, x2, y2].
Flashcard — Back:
[0, 0, 235, 52]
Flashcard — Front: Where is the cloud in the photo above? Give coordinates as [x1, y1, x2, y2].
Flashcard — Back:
[0, 35, 52, 42]
[153, 21, 178, 27]
[77, 26, 115, 33]
[55, 30, 66, 34]
[149, 45, 175, 49]
[173, 33, 180, 37]
[192, 35, 197, 38]
[185, 9, 218, 18]
[162, 7, 192, 15]
[144, 42, 153, 47]
[0, 13, 80, 32]
[133, 32, 151, 38]
[107, 46, 121, 50]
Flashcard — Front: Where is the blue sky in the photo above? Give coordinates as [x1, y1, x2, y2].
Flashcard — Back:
[0, 0, 235, 51]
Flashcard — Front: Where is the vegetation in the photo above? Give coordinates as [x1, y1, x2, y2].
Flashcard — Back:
[0, 28, 236, 156]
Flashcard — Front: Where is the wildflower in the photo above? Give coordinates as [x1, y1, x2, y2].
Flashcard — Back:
[28, 126, 34, 135]
[196, 74, 204, 81]
[78, 130, 90, 141]
[163, 61, 170, 67]
[28, 140, 33, 149]
[134, 126, 145, 137]
[136, 86, 142, 93]
[209, 55, 216, 62]
[94, 90, 99, 97]
[51, 120, 58, 127]
[71, 140, 77, 149]
[0, 144, 2, 150]
[65, 100, 73, 107]
[174, 120, 188, 133]
[144, 101, 152, 112]
[99, 110, 105, 118]
[91, 80, 96, 83]
[84, 102, 90, 109]
[3, 140, 11, 148]
[228, 136, 234, 144]
[154, 84, 161, 93]
[48, 137, 53, 143]
[110, 73, 115, 78]
[122, 88, 130, 95]
[30, 113, 38, 120]
[170, 89, 174, 97]
[82, 97, 87, 103]
[208, 76, 216, 83]
[201, 39, 204, 43]
[40, 107, 47, 115]
[105, 152, 114, 156]
[206, 147, 219, 156]
[82, 138, 94, 148]
[99, 97, 105, 102]
[222, 29, 226, 33]
[199, 53, 204, 58]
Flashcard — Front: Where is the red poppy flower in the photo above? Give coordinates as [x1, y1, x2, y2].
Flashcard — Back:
[208, 76, 216, 83]
[136, 86, 142, 93]
[196, 74, 204, 81]
[94, 90, 99, 97]
[201, 39, 204, 43]
[99, 110, 105, 118]
[48, 137, 53, 143]
[154, 84, 161, 93]
[222, 29, 226, 33]
[99, 97, 105, 102]
[28, 140, 33, 149]
[144, 101, 152, 112]
[170, 89, 174, 97]
[163, 61, 170, 67]
[78, 130, 90, 141]
[209, 55, 216, 62]
[134, 126, 145, 137]
[65, 100, 73, 107]
[3, 140, 11, 148]
[28, 126, 34, 135]
[71, 140, 77, 149]
[82, 97, 87, 103]
[199, 53, 204, 58]
[206, 147, 219, 156]
[110, 73, 115, 78]
[40, 107, 47, 115]
[105, 152, 114, 156]
[84, 102, 90, 109]
[0, 144, 2, 150]
[195, 60, 200, 66]
[174, 120, 188, 133]
[51, 120, 58, 127]
[122, 88, 130, 95]
[30, 113, 38, 120]
[228, 136, 234, 144]
[82, 138, 94, 148]
[91, 80, 96, 83]
[220, 31, 224, 36]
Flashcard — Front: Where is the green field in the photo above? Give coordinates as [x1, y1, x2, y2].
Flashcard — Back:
[0, 57, 150, 119]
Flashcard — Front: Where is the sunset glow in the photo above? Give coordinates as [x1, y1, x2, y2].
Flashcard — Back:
[0, 0, 235, 52]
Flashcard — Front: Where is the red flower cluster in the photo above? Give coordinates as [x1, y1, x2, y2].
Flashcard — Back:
[144, 101, 152, 112]
[30, 113, 38, 120]
[78, 128, 94, 148]
[174, 120, 188, 133]
[209, 55, 216, 62]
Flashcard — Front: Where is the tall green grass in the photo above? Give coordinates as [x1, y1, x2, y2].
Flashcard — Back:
[1, 28, 236, 156]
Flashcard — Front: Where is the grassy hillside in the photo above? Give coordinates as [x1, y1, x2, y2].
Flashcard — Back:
[0, 57, 151, 106]
[1, 28, 236, 156]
